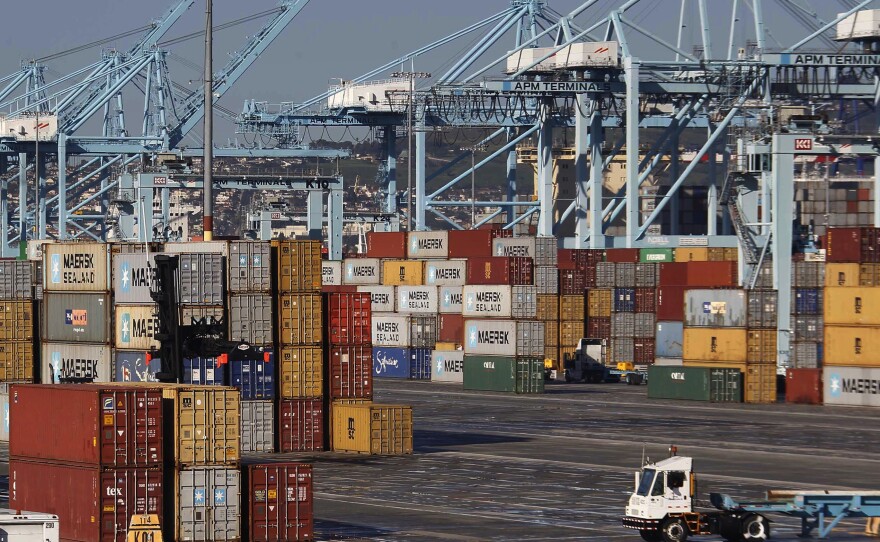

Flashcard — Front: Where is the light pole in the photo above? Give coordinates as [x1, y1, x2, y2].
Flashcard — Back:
[390, 70, 430, 231]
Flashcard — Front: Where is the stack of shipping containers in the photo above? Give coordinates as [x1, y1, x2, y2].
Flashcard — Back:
[428, 257, 466, 384]
[0, 258, 35, 442]
[112, 246, 161, 382]
[791, 260, 825, 369]
[178, 251, 226, 386]
[276, 240, 324, 452]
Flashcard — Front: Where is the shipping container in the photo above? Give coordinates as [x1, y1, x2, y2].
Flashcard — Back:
[794, 289, 823, 315]
[0, 260, 33, 299]
[747, 330, 777, 364]
[824, 325, 880, 366]
[0, 300, 33, 342]
[560, 294, 585, 321]
[278, 294, 322, 345]
[793, 261, 825, 289]
[682, 328, 748, 362]
[381, 260, 424, 286]
[534, 266, 559, 294]
[10, 384, 163, 467]
[165, 240, 229, 257]
[823, 366, 880, 406]
[824, 287, 880, 325]
[534, 237, 558, 266]
[278, 399, 324, 452]
[587, 317, 610, 340]
[43, 242, 110, 292]
[372, 347, 411, 378]
[751, 263, 774, 289]
[228, 294, 273, 345]
[9, 460, 163, 542]
[343, 259, 383, 286]
[229, 241, 271, 292]
[438, 313, 464, 344]
[162, 385, 240, 466]
[634, 338, 655, 364]
[331, 403, 413, 455]
[511, 286, 538, 319]
[463, 319, 543, 357]
[605, 248, 639, 263]
[745, 364, 777, 404]
[595, 262, 616, 288]
[658, 262, 688, 286]
[568, 248, 605, 269]
[230, 355, 275, 401]
[674, 247, 709, 262]
[647, 366, 742, 402]
[276, 240, 322, 293]
[634, 313, 655, 338]
[408, 231, 449, 259]
[611, 313, 635, 338]
[408, 349, 432, 380]
[461, 285, 512, 318]
[41, 342, 112, 384]
[438, 285, 463, 314]
[114, 304, 159, 350]
[747, 289, 778, 329]
[396, 286, 438, 314]
[492, 237, 535, 259]
[112, 253, 158, 305]
[0, 341, 32, 381]
[173, 467, 240, 542]
[537, 294, 560, 321]
[785, 368, 822, 405]
[356, 285, 395, 313]
[614, 262, 636, 287]
[432, 350, 464, 383]
[824, 263, 859, 287]
[423, 259, 466, 286]
[179, 253, 225, 305]
[791, 341, 821, 369]
[466, 257, 533, 286]
[685, 261, 738, 287]
[327, 292, 371, 345]
[826, 227, 872, 262]
[794, 315, 824, 342]
[684, 289, 747, 328]
[321, 260, 342, 286]
[613, 288, 636, 313]
[241, 401, 274, 453]
[633, 287, 656, 314]
[609, 337, 634, 365]
[366, 231, 406, 258]
[560, 320, 584, 347]
[640, 248, 674, 263]
[462, 355, 544, 393]
[635, 263, 657, 287]
[447, 230, 495, 258]
[245, 463, 313, 542]
[410, 316, 438, 349]
[560, 268, 588, 294]
[114, 350, 159, 382]
[279, 346, 322, 399]
[183, 357, 227, 386]
[371, 313, 410, 347]
[327, 346, 373, 399]
[655, 321, 683, 358]
[44, 292, 112, 344]
[587, 289, 612, 318]
[180, 305, 224, 325]
[0, 383, 8, 442]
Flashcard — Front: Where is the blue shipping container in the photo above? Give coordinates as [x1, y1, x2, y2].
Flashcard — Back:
[373, 347, 411, 378]
[229, 355, 276, 400]
[655, 321, 683, 358]
[183, 357, 227, 386]
[614, 288, 636, 312]
[409, 349, 432, 380]
[115, 350, 161, 382]
[795, 289, 822, 315]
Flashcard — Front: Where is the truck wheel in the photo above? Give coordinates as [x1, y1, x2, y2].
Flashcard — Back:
[741, 514, 769, 540]
[660, 518, 689, 542]
[640, 529, 662, 542]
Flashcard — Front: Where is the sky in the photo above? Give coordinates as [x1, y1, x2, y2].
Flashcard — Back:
[0, 0, 872, 144]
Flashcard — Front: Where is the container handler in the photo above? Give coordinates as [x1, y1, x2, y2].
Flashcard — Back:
[552, 338, 648, 384]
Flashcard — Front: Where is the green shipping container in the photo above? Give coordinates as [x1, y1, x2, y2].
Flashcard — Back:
[647, 366, 742, 402]
[464, 355, 545, 394]
[639, 248, 675, 263]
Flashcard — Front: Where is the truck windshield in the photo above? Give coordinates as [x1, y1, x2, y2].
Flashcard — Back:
[637, 469, 656, 496]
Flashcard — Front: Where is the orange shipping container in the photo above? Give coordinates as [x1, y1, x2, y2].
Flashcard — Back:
[824, 263, 860, 288]
[824, 287, 880, 326]
[683, 328, 748, 363]
[560, 295, 585, 321]
[824, 325, 880, 367]
[744, 364, 777, 404]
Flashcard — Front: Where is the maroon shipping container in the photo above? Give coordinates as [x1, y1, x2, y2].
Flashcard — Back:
[278, 399, 324, 452]
[559, 269, 587, 295]
[557, 249, 577, 270]
[635, 288, 657, 313]
[658, 262, 689, 286]
[583, 266, 597, 289]
[466, 257, 534, 285]
[10, 460, 163, 542]
[327, 346, 373, 399]
[321, 285, 358, 293]
[10, 384, 162, 467]
[785, 368, 822, 405]
[657, 286, 686, 321]
[634, 339, 655, 364]
[439, 314, 464, 344]
[448, 230, 494, 258]
[685, 261, 737, 287]
[587, 317, 611, 339]
[604, 248, 639, 263]
[326, 292, 372, 345]
[826, 227, 862, 262]
[366, 232, 406, 258]
[246, 463, 314, 542]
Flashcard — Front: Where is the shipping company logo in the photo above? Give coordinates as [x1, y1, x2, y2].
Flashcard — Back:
[830, 373, 880, 397]
[120, 262, 131, 292]
[214, 489, 226, 504]
[496, 242, 530, 257]
[239, 254, 248, 267]
[347, 417, 356, 439]
[671, 372, 686, 381]
[428, 266, 436, 283]
[702, 301, 727, 315]
[374, 351, 399, 374]
[103, 398, 114, 410]
[411, 235, 444, 254]
[468, 325, 479, 348]
[411, 237, 420, 253]
[466, 293, 475, 310]
[65, 309, 88, 327]
[51, 352, 62, 383]
[51, 254, 61, 283]
[106, 487, 122, 497]
[794, 138, 813, 151]
[829, 373, 842, 397]
[436, 356, 444, 374]
[194, 488, 206, 506]
[347, 263, 376, 279]
[120, 312, 131, 344]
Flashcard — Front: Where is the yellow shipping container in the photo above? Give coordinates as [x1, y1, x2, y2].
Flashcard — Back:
[544, 320, 559, 347]
[382, 260, 424, 286]
[588, 289, 612, 318]
[160, 385, 240, 466]
[280, 346, 323, 398]
[682, 360, 745, 370]
[674, 248, 709, 262]
[0, 301, 34, 341]
[746, 330, 777, 364]
[824, 325, 880, 367]
[560, 295, 585, 321]
[723, 247, 739, 261]
[434, 342, 460, 352]
[824, 287, 880, 326]
[536, 294, 559, 321]
[278, 293, 323, 345]
[707, 248, 726, 261]
[825, 263, 860, 288]
[331, 403, 413, 455]
[560, 320, 583, 347]
[0, 341, 33, 381]
[683, 328, 748, 363]
[859, 263, 880, 287]
[744, 364, 777, 404]
[544, 346, 558, 365]
[275, 240, 322, 293]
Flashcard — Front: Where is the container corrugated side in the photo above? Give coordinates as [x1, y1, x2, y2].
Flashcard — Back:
[322, 260, 343, 285]
[276, 240, 322, 293]
[396, 286, 438, 314]
[343, 259, 383, 285]
[747, 289, 777, 329]
[0, 260, 33, 299]
[174, 467, 240, 542]
[327, 346, 373, 399]
[535, 237, 557, 266]
[0, 300, 33, 342]
[684, 289, 747, 328]
[824, 325, 880, 366]
[372, 313, 411, 347]
[331, 404, 413, 455]
[114, 304, 159, 350]
[824, 287, 880, 326]
[228, 293, 273, 345]
[825, 263, 860, 287]
[178, 253, 225, 305]
[112, 252, 159, 304]
[229, 241, 271, 292]
[230, 356, 275, 401]
[164, 240, 229, 257]
[463, 319, 543, 357]
[180, 305, 224, 325]
[463, 355, 515, 392]
[647, 366, 742, 402]
[410, 316, 438, 349]
[356, 285, 396, 312]
[241, 401, 274, 453]
[41, 342, 112, 384]
[381, 260, 424, 286]
[278, 399, 324, 452]
[682, 328, 748, 363]
[279, 346, 322, 398]
[492, 237, 535, 258]
[785, 368, 822, 405]
[245, 463, 313, 542]
[823, 366, 880, 406]
[0, 342, 33, 381]
[43, 242, 110, 292]
[162, 385, 240, 467]
[327, 292, 372, 345]
[744, 364, 777, 404]
[534, 266, 558, 294]
[278, 294, 322, 345]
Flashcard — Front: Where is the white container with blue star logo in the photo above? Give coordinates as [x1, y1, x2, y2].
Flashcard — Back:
[432, 350, 464, 383]
[356, 286, 396, 312]
[438, 286, 463, 314]
[342, 258, 382, 285]
[114, 304, 160, 350]
[176, 467, 240, 541]
[824, 366, 880, 406]
[407, 231, 449, 259]
[423, 259, 466, 286]
[112, 252, 160, 304]
[43, 242, 110, 292]
[322, 260, 343, 285]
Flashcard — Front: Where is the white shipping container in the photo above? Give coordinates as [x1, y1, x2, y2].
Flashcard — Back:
[40, 342, 112, 384]
[432, 350, 465, 383]
[372, 313, 411, 347]
[163, 241, 230, 258]
[396, 286, 439, 314]
[424, 260, 466, 286]
[824, 366, 880, 407]
[43, 243, 110, 291]
[322, 261, 343, 285]
[408, 231, 449, 259]
[836, 10, 880, 40]
[553, 41, 620, 69]
[492, 237, 535, 258]
[439, 286, 463, 314]
[506, 47, 556, 73]
[464, 319, 518, 356]
[357, 285, 396, 312]
[114, 304, 160, 350]
[343, 258, 382, 285]
[462, 285, 513, 318]
[327, 79, 410, 112]
[6, 113, 58, 141]
[112, 252, 160, 304]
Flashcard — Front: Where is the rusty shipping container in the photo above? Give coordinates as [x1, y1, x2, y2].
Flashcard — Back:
[366, 231, 407, 258]
[9, 460, 163, 542]
[635, 263, 657, 287]
[278, 294, 323, 345]
[327, 292, 372, 345]
[276, 240, 322, 292]
[684, 289, 747, 328]
[10, 384, 163, 467]
[327, 346, 373, 399]
[559, 268, 588, 294]
[43, 242, 110, 292]
[279, 346, 322, 398]
[685, 261, 737, 287]
[43, 292, 110, 344]
[245, 463, 314, 542]
[447, 230, 495, 258]
[785, 368, 822, 405]
[278, 399, 324, 452]
[229, 241, 272, 292]
[161, 385, 240, 466]
[331, 404, 413, 455]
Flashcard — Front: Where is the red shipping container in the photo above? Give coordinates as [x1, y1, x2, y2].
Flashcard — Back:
[604, 248, 639, 263]
[635, 288, 657, 313]
[557, 249, 577, 270]
[634, 339, 655, 364]
[278, 399, 324, 452]
[587, 317, 611, 339]
[366, 232, 406, 258]
[439, 314, 464, 344]
[10, 460, 163, 542]
[246, 463, 314, 542]
[685, 261, 737, 287]
[583, 266, 597, 289]
[326, 292, 372, 345]
[657, 286, 686, 321]
[826, 227, 863, 262]
[448, 230, 494, 258]
[658, 262, 688, 286]
[327, 346, 373, 399]
[10, 384, 162, 467]
[466, 257, 533, 285]
[321, 285, 358, 293]
[559, 269, 587, 295]
[786, 368, 822, 405]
